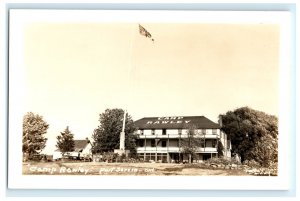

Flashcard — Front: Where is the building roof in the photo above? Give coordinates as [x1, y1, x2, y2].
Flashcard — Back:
[134, 116, 220, 129]
[74, 140, 90, 152]
[55, 139, 90, 152]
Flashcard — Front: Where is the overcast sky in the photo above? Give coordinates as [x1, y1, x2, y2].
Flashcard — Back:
[22, 21, 279, 153]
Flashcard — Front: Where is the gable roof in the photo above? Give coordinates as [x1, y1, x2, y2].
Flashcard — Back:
[134, 116, 220, 129]
[74, 140, 90, 152]
[55, 139, 90, 152]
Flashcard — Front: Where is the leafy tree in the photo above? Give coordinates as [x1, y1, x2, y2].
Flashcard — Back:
[220, 106, 278, 167]
[56, 126, 75, 157]
[23, 112, 49, 159]
[180, 125, 204, 163]
[217, 140, 224, 157]
[92, 108, 137, 155]
[250, 133, 278, 167]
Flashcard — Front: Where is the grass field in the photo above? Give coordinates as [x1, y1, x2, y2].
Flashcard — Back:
[23, 161, 251, 176]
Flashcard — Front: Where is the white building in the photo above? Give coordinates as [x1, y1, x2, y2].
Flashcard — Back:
[134, 116, 231, 163]
[53, 139, 92, 161]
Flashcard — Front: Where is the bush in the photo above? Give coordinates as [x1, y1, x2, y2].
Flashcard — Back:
[242, 160, 278, 176]
[115, 153, 126, 162]
[28, 154, 46, 162]
[243, 159, 260, 168]
[92, 152, 142, 163]
[101, 152, 118, 162]
[206, 157, 231, 166]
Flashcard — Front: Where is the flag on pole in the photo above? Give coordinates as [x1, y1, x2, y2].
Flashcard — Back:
[139, 24, 154, 42]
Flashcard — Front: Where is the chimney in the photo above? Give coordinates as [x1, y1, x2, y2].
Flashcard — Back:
[85, 137, 90, 144]
[218, 115, 223, 127]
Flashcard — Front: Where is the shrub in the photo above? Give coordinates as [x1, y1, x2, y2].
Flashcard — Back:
[243, 159, 260, 168]
[101, 152, 118, 162]
[206, 157, 231, 166]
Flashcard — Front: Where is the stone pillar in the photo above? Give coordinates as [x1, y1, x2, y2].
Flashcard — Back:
[120, 131, 125, 151]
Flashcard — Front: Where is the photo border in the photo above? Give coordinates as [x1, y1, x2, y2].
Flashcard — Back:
[1, 0, 293, 198]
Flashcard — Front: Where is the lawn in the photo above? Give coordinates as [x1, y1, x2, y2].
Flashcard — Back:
[23, 161, 250, 176]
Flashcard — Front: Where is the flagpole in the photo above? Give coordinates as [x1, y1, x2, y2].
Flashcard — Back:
[118, 24, 153, 156]
[119, 23, 136, 154]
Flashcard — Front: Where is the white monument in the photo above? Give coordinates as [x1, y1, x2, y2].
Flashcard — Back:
[114, 110, 130, 156]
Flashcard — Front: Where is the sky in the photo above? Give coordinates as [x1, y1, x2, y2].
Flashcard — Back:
[22, 22, 279, 154]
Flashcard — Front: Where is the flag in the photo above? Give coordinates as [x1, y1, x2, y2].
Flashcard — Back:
[139, 24, 154, 42]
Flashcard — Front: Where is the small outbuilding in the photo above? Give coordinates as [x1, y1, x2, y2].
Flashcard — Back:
[53, 138, 92, 161]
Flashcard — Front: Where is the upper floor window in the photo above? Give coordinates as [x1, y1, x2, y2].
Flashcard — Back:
[139, 140, 144, 147]
[200, 140, 205, 148]
[151, 139, 156, 147]
[140, 129, 144, 135]
[151, 129, 155, 135]
[202, 129, 206, 135]
[212, 129, 217, 135]
[178, 129, 182, 135]
[161, 140, 167, 147]
[212, 140, 216, 148]
[162, 129, 166, 135]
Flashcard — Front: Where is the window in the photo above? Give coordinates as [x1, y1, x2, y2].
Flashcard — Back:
[200, 140, 205, 148]
[139, 140, 144, 147]
[202, 129, 206, 135]
[161, 140, 167, 147]
[157, 153, 168, 163]
[151, 129, 155, 135]
[162, 129, 166, 135]
[212, 140, 216, 148]
[178, 129, 182, 135]
[140, 129, 144, 135]
[212, 129, 217, 135]
[151, 139, 156, 147]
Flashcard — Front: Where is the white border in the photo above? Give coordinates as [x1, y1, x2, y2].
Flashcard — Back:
[8, 9, 291, 190]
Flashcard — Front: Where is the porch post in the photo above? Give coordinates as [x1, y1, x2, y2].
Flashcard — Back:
[167, 134, 170, 163]
[155, 135, 157, 162]
[179, 133, 181, 163]
[144, 138, 146, 161]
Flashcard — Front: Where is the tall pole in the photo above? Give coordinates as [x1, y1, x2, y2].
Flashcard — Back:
[117, 24, 154, 156]
[118, 24, 135, 154]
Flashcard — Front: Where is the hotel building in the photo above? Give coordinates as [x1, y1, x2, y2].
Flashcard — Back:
[134, 116, 231, 163]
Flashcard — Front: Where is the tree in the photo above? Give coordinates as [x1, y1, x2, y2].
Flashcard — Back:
[23, 112, 49, 159]
[92, 108, 137, 155]
[220, 106, 278, 167]
[217, 140, 224, 157]
[250, 133, 278, 167]
[56, 126, 75, 157]
[180, 125, 204, 163]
